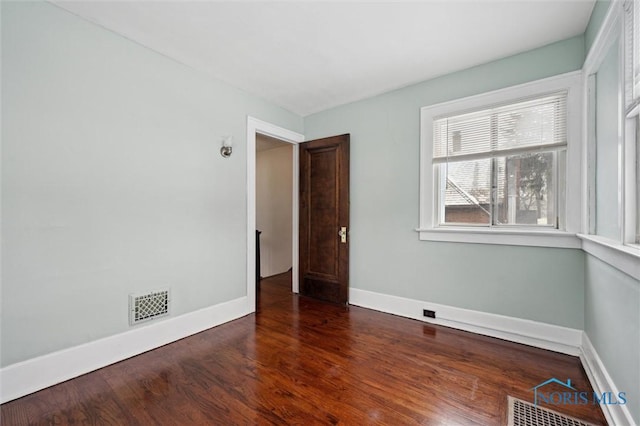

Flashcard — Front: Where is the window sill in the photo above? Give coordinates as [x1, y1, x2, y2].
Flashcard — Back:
[416, 227, 581, 249]
[577, 234, 640, 280]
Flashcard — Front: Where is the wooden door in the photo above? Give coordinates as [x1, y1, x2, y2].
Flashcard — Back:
[299, 134, 350, 305]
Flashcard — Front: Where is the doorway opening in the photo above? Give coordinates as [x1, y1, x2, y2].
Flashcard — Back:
[246, 117, 304, 313]
[256, 134, 293, 308]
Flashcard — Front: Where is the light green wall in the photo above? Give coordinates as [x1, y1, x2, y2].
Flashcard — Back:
[585, 255, 640, 424]
[1, 1, 302, 367]
[2, 3, 635, 410]
[586, 4, 639, 422]
[305, 36, 586, 329]
[595, 40, 621, 240]
[585, 0, 611, 54]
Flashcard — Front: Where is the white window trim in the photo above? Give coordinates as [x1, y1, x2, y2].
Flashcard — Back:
[578, 234, 640, 280]
[417, 71, 583, 248]
[581, 0, 640, 279]
[621, 0, 639, 248]
[622, 0, 639, 248]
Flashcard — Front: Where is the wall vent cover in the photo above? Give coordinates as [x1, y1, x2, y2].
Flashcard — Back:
[507, 396, 597, 426]
[129, 289, 170, 325]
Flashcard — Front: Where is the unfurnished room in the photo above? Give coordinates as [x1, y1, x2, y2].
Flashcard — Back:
[1, 1, 639, 425]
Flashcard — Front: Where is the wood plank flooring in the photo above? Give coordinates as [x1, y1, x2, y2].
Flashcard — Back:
[1, 272, 606, 425]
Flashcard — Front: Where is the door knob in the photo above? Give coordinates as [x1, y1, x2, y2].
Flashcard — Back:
[338, 227, 347, 243]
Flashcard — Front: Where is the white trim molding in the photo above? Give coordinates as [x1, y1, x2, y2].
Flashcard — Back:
[349, 288, 583, 356]
[351, 287, 636, 425]
[580, 334, 636, 426]
[581, 0, 640, 266]
[416, 227, 581, 248]
[0, 296, 249, 404]
[583, 1, 623, 74]
[246, 117, 304, 311]
[418, 71, 584, 248]
[578, 233, 640, 280]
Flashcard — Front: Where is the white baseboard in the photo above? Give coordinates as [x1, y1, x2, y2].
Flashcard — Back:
[580, 334, 636, 426]
[350, 288, 638, 425]
[3, 289, 633, 426]
[349, 288, 582, 356]
[0, 296, 250, 404]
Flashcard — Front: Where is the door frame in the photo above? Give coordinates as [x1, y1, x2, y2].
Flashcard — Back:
[246, 116, 305, 313]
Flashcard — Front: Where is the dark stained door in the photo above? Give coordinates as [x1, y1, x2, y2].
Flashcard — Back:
[299, 134, 350, 305]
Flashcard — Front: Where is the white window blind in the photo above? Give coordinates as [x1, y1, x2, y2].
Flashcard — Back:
[419, 71, 581, 243]
[433, 92, 567, 163]
[432, 92, 568, 228]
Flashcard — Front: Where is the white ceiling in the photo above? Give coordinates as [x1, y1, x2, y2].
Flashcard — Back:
[53, 1, 595, 117]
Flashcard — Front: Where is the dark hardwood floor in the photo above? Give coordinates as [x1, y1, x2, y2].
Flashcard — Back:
[1, 271, 606, 425]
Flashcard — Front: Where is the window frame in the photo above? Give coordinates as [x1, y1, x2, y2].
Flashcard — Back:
[577, 0, 640, 281]
[418, 71, 583, 248]
[623, 0, 640, 247]
[433, 94, 566, 229]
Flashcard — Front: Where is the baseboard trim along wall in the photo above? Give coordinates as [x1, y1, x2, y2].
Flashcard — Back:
[0, 296, 250, 404]
[349, 288, 583, 356]
[3, 288, 631, 425]
[350, 288, 638, 425]
[580, 334, 636, 426]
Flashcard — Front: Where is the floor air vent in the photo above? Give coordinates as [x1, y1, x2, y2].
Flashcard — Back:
[129, 290, 170, 325]
[507, 396, 597, 426]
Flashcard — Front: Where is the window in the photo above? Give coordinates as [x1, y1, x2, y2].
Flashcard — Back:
[577, 0, 639, 280]
[624, 0, 640, 244]
[624, 0, 639, 109]
[419, 72, 582, 248]
[433, 93, 566, 228]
